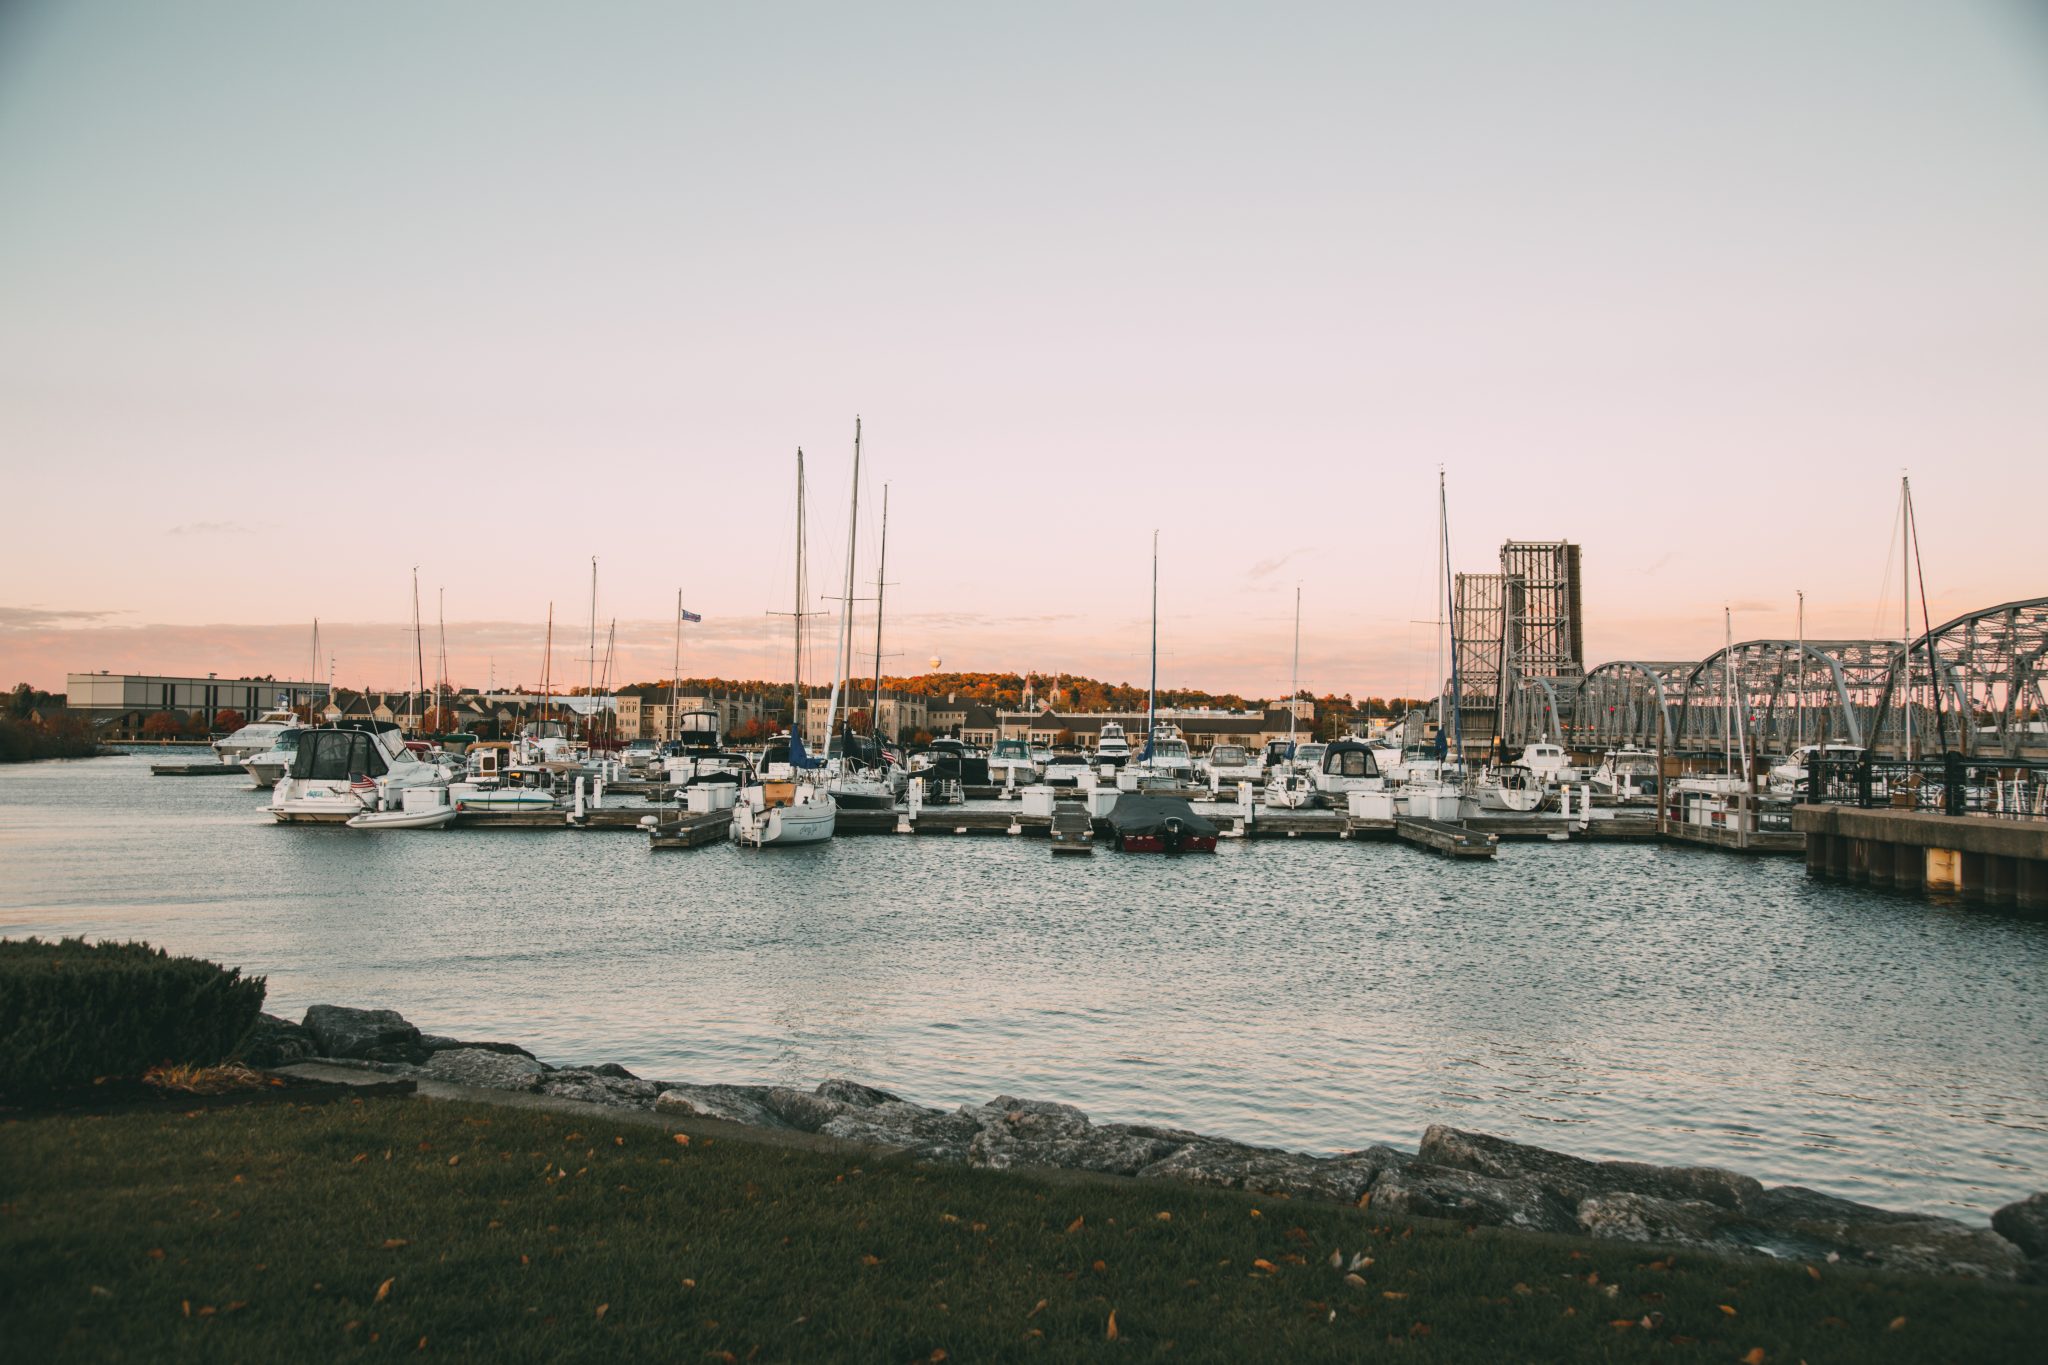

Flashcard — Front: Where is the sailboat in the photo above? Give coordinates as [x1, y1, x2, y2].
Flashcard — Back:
[347, 568, 458, 828]
[1401, 471, 1465, 821]
[829, 474, 904, 811]
[1266, 586, 1319, 809]
[732, 442, 845, 847]
[1121, 532, 1190, 791]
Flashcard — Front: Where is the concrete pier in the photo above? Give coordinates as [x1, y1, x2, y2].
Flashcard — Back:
[1794, 805, 2048, 910]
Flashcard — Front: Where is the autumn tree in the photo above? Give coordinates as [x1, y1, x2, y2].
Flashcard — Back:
[845, 708, 871, 733]
[421, 706, 457, 733]
[142, 712, 185, 739]
[213, 709, 246, 732]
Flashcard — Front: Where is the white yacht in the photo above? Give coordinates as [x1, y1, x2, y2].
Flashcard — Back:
[1144, 725, 1195, 781]
[1313, 739, 1386, 799]
[1513, 740, 1583, 785]
[1095, 721, 1133, 769]
[213, 707, 301, 764]
[242, 728, 303, 789]
[988, 738, 1039, 786]
[269, 726, 449, 823]
[1767, 743, 1863, 794]
[1205, 743, 1264, 792]
[732, 777, 839, 845]
[1590, 747, 1661, 802]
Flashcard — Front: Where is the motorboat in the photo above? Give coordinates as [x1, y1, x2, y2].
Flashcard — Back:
[347, 786, 458, 830]
[1095, 721, 1133, 769]
[1261, 738, 1297, 770]
[1042, 751, 1093, 787]
[1313, 739, 1385, 799]
[1590, 747, 1660, 802]
[825, 736, 902, 811]
[213, 707, 301, 764]
[1767, 743, 1864, 794]
[1206, 743, 1264, 793]
[242, 728, 304, 789]
[1469, 765, 1545, 813]
[1105, 794, 1217, 853]
[620, 738, 662, 774]
[1143, 725, 1195, 782]
[988, 738, 1039, 786]
[270, 725, 449, 823]
[1513, 740, 1583, 785]
[1290, 741, 1328, 774]
[450, 784, 558, 812]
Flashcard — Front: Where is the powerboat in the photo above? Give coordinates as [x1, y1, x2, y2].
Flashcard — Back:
[242, 728, 304, 789]
[1767, 743, 1864, 794]
[213, 707, 300, 765]
[1143, 725, 1195, 782]
[1041, 751, 1093, 787]
[1513, 740, 1583, 785]
[987, 738, 1039, 786]
[1206, 743, 1264, 792]
[1313, 739, 1385, 799]
[347, 786, 458, 829]
[1106, 794, 1217, 853]
[1095, 721, 1133, 769]
[270, 725, 449, 824]
[1590, 747, 1660, 802]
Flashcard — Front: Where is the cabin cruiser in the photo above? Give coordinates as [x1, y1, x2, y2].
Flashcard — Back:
[1313, 739, 1385, 799]
[1513, 740, 1583, 785]
[242, 728, 304, 789]
[269, 724, 450, 823]
[213, 707, 301, 764]
[1143, 725, 1195, 781]
[1041, 751, 1094, 786]
[1468, 765, 1545, 813]
[621, 737, 662, 774]
[1289, 741, 1328, 774]
[1261, 738, 1297, 770]
[825, 734, 903, 811]
[1767, 743, 1864, 794]
[910, 737, 987, 797]
[1589, 747, 1660, 802]
[1095, 722, 1134, 769]
[988, 738, 1039, 786]
[1206, 743, 1263, 792]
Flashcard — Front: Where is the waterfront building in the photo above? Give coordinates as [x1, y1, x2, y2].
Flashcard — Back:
[65, 671, 325, 735]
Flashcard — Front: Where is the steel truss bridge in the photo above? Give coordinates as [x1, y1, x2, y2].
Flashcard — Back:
[1541, 596, 2046, 759]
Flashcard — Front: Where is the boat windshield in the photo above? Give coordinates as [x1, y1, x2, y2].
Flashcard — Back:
[1153, 741, 1189, 759]
[1211, 746, 1248, 765]
[290, 729, 390, 781]
[994, 741, 1030, 759]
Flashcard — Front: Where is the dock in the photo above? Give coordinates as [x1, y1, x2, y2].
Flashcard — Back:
[1796, 804, 2048, 908]
[648, 809, 735, 849]
[151, 761, 244, 777]
[1396, 817, 1499, 858]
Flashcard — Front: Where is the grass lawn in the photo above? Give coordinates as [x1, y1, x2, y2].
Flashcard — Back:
[3, 1094, 2041, 1362]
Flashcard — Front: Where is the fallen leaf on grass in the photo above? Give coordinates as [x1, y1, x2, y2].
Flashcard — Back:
[1348, 1253, 1372, 1272]
[860, 1255, 881, 1267]
[1805, 1264, 1821, 1281]
[1741, 1350, 1765, 1365]
[1106, 1310, 1118, 1340]
[1609, 1318, 1635, 1329]
[1155, 1212, 1171, 1222]
[1092, 1260, 1107, 1274]
[1027, 1298, 1048, 1319]
[681, 1279, 696, 1289]
[1718, 1304, 1737, 1316]
[1343, 1274, 1368, 1289]
[1066, 1216, 1084, 1234]
[375, 1279, 394, 1305]
[1889, 1316, 1907, 1331]
[382, 1239, 409, 1249]
[1382, 1291, 1407, 1301]
[148, 1249, 165, 1261]
[90, 1285, 113, 1298]
[1253, 1259, 1277, 1273]
[595, 1304, 608, 1319]
[672, 1134, 690, 1147]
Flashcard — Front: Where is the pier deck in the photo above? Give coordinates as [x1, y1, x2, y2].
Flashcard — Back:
[151, 761, 243, 777]
[647, 809, 734, 848]
[1396, 818, 1499, 858]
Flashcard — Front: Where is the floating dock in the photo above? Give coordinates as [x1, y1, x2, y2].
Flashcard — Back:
[647, 809, 735, 848]
[1396, 817, 1499, 858]
[151, 761, 244, 777]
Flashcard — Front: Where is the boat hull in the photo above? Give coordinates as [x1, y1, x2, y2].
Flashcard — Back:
[346, 806, 457, 830]
[732, 797, 837, 846]
[1115, 833, 1218, 854]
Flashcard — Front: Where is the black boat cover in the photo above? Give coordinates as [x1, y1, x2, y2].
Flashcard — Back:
[1105, 795, 1218, 839]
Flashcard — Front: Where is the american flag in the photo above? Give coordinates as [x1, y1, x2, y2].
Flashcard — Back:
[349, 773, 377, 796]
[681, 608, 703, 623]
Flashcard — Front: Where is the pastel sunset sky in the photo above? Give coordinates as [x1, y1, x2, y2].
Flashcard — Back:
[2, 1, 2043, 700]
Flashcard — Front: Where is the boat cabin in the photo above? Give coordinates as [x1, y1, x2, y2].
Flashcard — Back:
[1319, 740, 1382, 780]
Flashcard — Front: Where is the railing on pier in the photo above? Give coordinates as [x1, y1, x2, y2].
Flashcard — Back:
[1806, 753, 2048, 821]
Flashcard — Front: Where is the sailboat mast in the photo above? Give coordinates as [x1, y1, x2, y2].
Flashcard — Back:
[542, 603, 554, 730]
[436, 588, 448, 720]
[1723, 606, 1734, 776]
[1439, 471, 1462, 768]
[792, 450, 806, 732]
[871, 482, 889, 741]
[821, 419, 861, 757]
[1900, 475, 1914, 760]
[410, 567, 425, 731]
[587, 556, 598, 704]
[1795, 589, 1804, 748]
[1288, 584, 1300, 750]
[1148, 530, 1158, 742]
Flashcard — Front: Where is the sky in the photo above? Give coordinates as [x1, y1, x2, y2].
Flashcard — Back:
[2, 1, 2044, 700]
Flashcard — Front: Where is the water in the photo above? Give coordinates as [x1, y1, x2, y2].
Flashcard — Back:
[4, 751, 2045, 1222]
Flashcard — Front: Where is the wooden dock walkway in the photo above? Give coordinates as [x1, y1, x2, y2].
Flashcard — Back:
[648, 809, 734, 848]
[1396, 817, 1499, 858]
[151, 761, 244, 777]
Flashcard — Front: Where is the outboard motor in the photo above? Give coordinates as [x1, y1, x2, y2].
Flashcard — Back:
[1162, 815, 1186, 855]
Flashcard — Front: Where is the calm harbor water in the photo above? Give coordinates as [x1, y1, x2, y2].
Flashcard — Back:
[4, 750, 2045, 1222]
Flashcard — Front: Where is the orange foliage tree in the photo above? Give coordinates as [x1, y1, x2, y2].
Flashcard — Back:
[213, 709, 245, 732]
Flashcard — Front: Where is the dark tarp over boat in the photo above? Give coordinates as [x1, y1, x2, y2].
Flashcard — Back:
[1105, 794, 1218, 853]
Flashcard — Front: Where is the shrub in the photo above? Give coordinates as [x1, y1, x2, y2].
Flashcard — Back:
[0, 938, 267, 1096]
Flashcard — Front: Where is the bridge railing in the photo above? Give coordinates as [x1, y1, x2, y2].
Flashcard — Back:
[1806, 753, 2048, 820]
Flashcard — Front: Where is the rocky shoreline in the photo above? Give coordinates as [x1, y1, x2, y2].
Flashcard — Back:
[243, 1004, 2048, 1283]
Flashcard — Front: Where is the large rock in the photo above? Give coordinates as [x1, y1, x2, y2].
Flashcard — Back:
[1366, 1161, 1578, 1234]
[423, 1047, 545, 1091]
[541, 1069, 659, 1107]
[962, 1096, 1195, 1177]
[654, 1084, 788, 1128]
[1736, 1185, 2025, 1280]
[814, 1078, 902, 1107]
[1576, 1191, 1728, 1247]
[419, 1035, 538, 1061]
[1418, 1126, 1760, 1210]
[1992, 1192, 2048, 1262]
[235, 1012, 317, 1068]
[301, 1005, 425, 1064]
[1139, 1141, 1397, 1203]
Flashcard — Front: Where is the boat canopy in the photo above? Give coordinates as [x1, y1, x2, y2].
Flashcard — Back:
[290, 728, 391, 781]
[1105, 795, 1218, 840]
[1320, 740, 1381, 779]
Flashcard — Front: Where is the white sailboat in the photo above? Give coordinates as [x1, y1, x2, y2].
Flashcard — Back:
[734, 437, 853, 847]
[1400, 471, 1465, 821]
[828, 480, 904, 811]
[1265, 586, 1319, 809]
